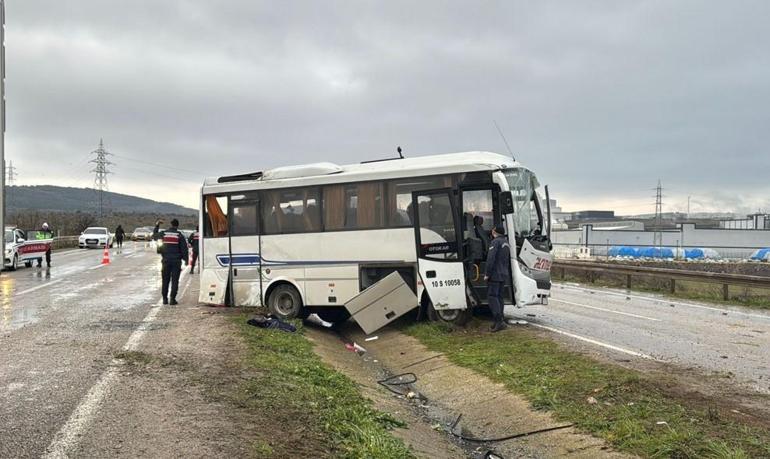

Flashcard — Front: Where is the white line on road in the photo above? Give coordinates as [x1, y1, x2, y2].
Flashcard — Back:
[43, 270, 190, 458]
[15, 279, 64, 296]
[528, 322, 659, 360]
[556, 283, 770, 321]
[87, 264, 107, 270]
[551, 298, 661, 322]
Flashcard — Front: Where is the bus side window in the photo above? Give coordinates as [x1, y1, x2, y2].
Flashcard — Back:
[230, 202, 259, 236]
[204, 195, 228, 237]
[387, 175, 455, 227]
[262, 188, 321, 234]
[324, 182, 384, 230]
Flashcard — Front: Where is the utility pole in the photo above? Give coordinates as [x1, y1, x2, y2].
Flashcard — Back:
[90, 139, 114, 218]
[653, 180, 664, 249]
[6, 159, 15, 185]
[0, 1, 6, 239]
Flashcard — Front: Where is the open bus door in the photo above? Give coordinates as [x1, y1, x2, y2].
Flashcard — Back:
[412, 189, 470, 320]
[226, 194, 263, 306]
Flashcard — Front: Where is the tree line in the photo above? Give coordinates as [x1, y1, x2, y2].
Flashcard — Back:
[6, 209, 198, 236]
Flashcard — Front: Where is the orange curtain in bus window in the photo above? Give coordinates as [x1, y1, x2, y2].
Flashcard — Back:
[324, 185, 345, 230]
[206, 196, 229, 237]
[357, 182, 383, 228]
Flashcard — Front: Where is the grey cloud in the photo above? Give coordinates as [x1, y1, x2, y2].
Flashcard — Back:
[6, 1, 770, 212]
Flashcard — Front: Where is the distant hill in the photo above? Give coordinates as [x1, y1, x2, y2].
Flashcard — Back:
[6, 185, 196, 215]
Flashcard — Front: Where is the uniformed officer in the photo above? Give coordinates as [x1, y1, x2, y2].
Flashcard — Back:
[484, 224, 511, 332]
[35, 222, 54, 268]
[153, 218, 189, 305]
[188, 226, 200, 274]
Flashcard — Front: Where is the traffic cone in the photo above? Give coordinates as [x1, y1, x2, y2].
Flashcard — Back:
[101, 245, 111, 265]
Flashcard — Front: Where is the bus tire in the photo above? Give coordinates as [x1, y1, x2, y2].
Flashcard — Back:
[268, 284, 304, 320]
[427, 297, 472, 326]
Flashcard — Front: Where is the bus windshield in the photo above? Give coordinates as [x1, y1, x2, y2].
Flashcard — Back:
[503, 168, 545, 238]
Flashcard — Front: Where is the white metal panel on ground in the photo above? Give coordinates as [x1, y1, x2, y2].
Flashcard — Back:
[345, 271, 418, 334]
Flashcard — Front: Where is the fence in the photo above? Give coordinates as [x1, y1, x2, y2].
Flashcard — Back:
[552, 259, 770, 301]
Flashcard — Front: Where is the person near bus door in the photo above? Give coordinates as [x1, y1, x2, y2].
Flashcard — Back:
[188, 226, 200, 274]
[484, 224, 511, 332]
[153, 218, 189, 305]
[115, 225, 126, 248]
[35, 222, 54, 268]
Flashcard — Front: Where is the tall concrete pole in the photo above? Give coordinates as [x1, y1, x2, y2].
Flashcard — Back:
[0, 1, 6, 238]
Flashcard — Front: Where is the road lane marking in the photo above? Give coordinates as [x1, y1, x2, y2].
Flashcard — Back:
[551, 298, 660, 322]
[15, 279, 64, 296]
[88, 264, 107, 270]
[555, 283, 770, 321]
[44, 270, 189, 458]
[529, 323, 659, 360]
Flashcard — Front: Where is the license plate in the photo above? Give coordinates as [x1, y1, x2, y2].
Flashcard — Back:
[86, 239, 98, 244]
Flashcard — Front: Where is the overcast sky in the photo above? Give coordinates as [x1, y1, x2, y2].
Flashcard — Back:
[6, 1, 770, 215]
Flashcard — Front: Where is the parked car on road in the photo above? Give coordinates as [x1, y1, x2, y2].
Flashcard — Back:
[132, 226, 154, 241]
[79, 227, 113, 248]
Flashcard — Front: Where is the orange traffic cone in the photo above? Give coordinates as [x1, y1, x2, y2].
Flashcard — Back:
[101, 245, 111, 265]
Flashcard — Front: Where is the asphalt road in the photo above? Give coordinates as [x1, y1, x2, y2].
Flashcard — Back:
[506, 282, 770, 394]
[0, 243, 173, 458]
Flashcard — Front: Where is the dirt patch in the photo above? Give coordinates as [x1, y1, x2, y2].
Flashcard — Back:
[307, 322, 629, 458]
[73, 278, 329, 458]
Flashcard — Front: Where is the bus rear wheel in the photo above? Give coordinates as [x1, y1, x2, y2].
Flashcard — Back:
[268, 284, 304, 320]
[426, 297, 472, 326]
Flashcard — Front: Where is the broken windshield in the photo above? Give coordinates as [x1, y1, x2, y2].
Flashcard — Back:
[503, 168, 544, 238]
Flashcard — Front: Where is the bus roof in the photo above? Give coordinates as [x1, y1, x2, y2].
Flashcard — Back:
[203, 151, 524, 193]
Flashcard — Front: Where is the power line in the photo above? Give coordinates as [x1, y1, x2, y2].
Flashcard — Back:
[110, 152, 201, 176]
[90, 138, 114, 218]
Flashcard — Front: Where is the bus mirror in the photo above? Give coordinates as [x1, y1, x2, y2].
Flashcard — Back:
[500, 191, 514, 214]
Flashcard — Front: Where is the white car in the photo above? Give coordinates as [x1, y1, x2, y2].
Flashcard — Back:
[78, 227, 114, 249]
[4, 227, 49, 270]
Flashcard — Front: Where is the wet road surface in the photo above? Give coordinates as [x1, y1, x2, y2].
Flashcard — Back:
[506, 282, 770, 394]
[0, 243, 175, 458]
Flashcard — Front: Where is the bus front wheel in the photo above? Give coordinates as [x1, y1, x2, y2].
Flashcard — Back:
[426, 297, 472, 326]
[268, 284, 304, 320]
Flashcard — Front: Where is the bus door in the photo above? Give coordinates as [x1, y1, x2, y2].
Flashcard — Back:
[227, 194, 263, 306]
[459, 187, 513, 306]
[412, 189, 468, 311]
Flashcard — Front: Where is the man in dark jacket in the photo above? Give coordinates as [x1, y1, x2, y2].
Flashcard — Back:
[153, 218, 189, 305]
[188, 226, 200, 274]
[484, 224, 511, 332]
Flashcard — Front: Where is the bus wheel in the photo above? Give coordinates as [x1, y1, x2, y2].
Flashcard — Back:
[427, 299, 472, 326]
[317, 308, 350, 324]
[268, 284, 304, 320]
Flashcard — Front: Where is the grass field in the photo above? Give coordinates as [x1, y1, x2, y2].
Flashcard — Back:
[235, 317, 413, 458]
[405, 320, 770, 458]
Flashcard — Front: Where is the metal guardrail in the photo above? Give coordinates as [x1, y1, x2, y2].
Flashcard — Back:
[52, 236, 79, 249]
[552, 259, 770, 300]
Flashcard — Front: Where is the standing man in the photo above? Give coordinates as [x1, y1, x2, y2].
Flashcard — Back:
[115, 225, 126, 249]
[188, 226, 200, 274]
[484, 224, 511, 332]
[153, 218, 189, 305]
[35, 222, 54, 268]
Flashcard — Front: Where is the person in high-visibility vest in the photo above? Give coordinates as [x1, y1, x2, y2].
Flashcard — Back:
[35, 222, 54, 268]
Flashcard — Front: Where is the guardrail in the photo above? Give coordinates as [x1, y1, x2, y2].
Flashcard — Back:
[52, 236, 79, 250]
[552, 259, 770, 300]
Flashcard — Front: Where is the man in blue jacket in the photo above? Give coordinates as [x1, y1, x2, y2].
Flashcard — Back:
[153, 218, 189, 305]
[484, 224, 511, 332]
